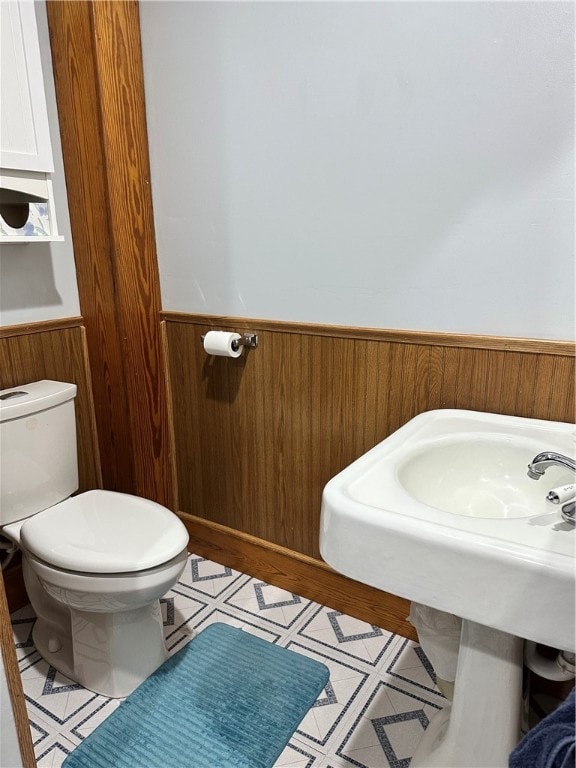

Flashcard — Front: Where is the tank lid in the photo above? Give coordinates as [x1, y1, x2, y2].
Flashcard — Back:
[0, 380, 77, 422]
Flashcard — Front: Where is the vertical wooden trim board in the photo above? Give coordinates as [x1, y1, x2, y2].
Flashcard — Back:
[46, 0, 174, 508]
[45, 1, 133, 495]
[0, 568, 36, 768]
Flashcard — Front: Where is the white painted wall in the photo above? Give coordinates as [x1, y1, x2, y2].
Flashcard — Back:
[141, 1, 574, 340]
[0, 1, 80, 327]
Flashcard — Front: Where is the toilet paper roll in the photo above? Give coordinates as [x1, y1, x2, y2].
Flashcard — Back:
[203, 331, 243, 358]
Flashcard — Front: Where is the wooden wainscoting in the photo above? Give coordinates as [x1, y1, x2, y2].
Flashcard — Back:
[0, 318, 102, 612]
[0, 318, 102, 492]
[163, 314, 574, 637]
[163, 313, 575, 558]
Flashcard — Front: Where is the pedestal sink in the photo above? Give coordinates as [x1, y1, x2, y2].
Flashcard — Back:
[320, 409, 575, 767]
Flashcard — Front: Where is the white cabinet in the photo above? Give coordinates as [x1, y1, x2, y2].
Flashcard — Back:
[1, 0, 53, 172]
[0, 0, 62, 241]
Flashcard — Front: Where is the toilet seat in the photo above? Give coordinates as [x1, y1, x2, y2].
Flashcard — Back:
[20, 489, 189, 573]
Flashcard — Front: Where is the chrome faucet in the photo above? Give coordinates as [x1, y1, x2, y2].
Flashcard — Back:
[527, 451, 576, 525]
[561, 499, 575, 524]
[527, 452, 576, 479]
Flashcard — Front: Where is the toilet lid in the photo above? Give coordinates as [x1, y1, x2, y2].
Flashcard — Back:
[20, 490, 189, 573]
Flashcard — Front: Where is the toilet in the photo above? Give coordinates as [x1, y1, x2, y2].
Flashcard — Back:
[0, 380, 189, 698]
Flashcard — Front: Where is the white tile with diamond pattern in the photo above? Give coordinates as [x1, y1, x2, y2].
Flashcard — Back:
[11, 553, 447, 767]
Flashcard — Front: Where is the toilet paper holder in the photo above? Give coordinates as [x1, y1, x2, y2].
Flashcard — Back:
[201, 332, 259, 352]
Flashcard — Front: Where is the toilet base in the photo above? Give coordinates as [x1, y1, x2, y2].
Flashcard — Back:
[20, 550, 187, 698]
[33, 600, 168, 698]
[411, 620, 523, 768]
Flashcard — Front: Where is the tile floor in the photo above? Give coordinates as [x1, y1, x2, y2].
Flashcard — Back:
[11, 553, 448, 768]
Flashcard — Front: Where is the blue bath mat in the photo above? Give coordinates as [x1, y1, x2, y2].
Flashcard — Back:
[62, 622, 329, 768]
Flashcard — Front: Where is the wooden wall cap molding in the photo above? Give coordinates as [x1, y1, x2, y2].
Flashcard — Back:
[161, 311, 576, 357]
[0, 316, 84, 339]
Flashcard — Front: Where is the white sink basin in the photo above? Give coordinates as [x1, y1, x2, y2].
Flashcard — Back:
[398, 438, 567, 519]
[320, 409, 576, 651]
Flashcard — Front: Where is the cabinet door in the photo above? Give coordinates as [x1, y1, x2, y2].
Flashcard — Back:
[1, 0, 53, 172]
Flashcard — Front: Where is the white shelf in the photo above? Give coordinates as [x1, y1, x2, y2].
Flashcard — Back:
[0, 235, 64, 243]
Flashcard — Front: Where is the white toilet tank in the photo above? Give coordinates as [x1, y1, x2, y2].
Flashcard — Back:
[0, 380, 79, 525]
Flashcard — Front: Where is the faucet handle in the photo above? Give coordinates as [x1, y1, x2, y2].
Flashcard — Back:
[546, 484, 576, 504]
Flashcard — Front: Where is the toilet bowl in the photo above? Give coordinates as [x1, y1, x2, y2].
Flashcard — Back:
[3, 489, 189, 698]
[0, 381, 189, 698]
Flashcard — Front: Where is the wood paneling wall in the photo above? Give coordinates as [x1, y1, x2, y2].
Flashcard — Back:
[163, 313, 575, 561]
[0, 319, 102, 492]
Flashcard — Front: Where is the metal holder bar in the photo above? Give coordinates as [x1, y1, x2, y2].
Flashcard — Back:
[231, 332, 258, 351]
[200, 332, 259, 351]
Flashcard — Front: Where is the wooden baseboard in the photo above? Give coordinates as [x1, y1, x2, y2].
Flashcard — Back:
[178, 512, 418, 642]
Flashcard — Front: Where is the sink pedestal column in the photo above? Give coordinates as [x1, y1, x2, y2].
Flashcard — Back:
[411, 619, 524, 768]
